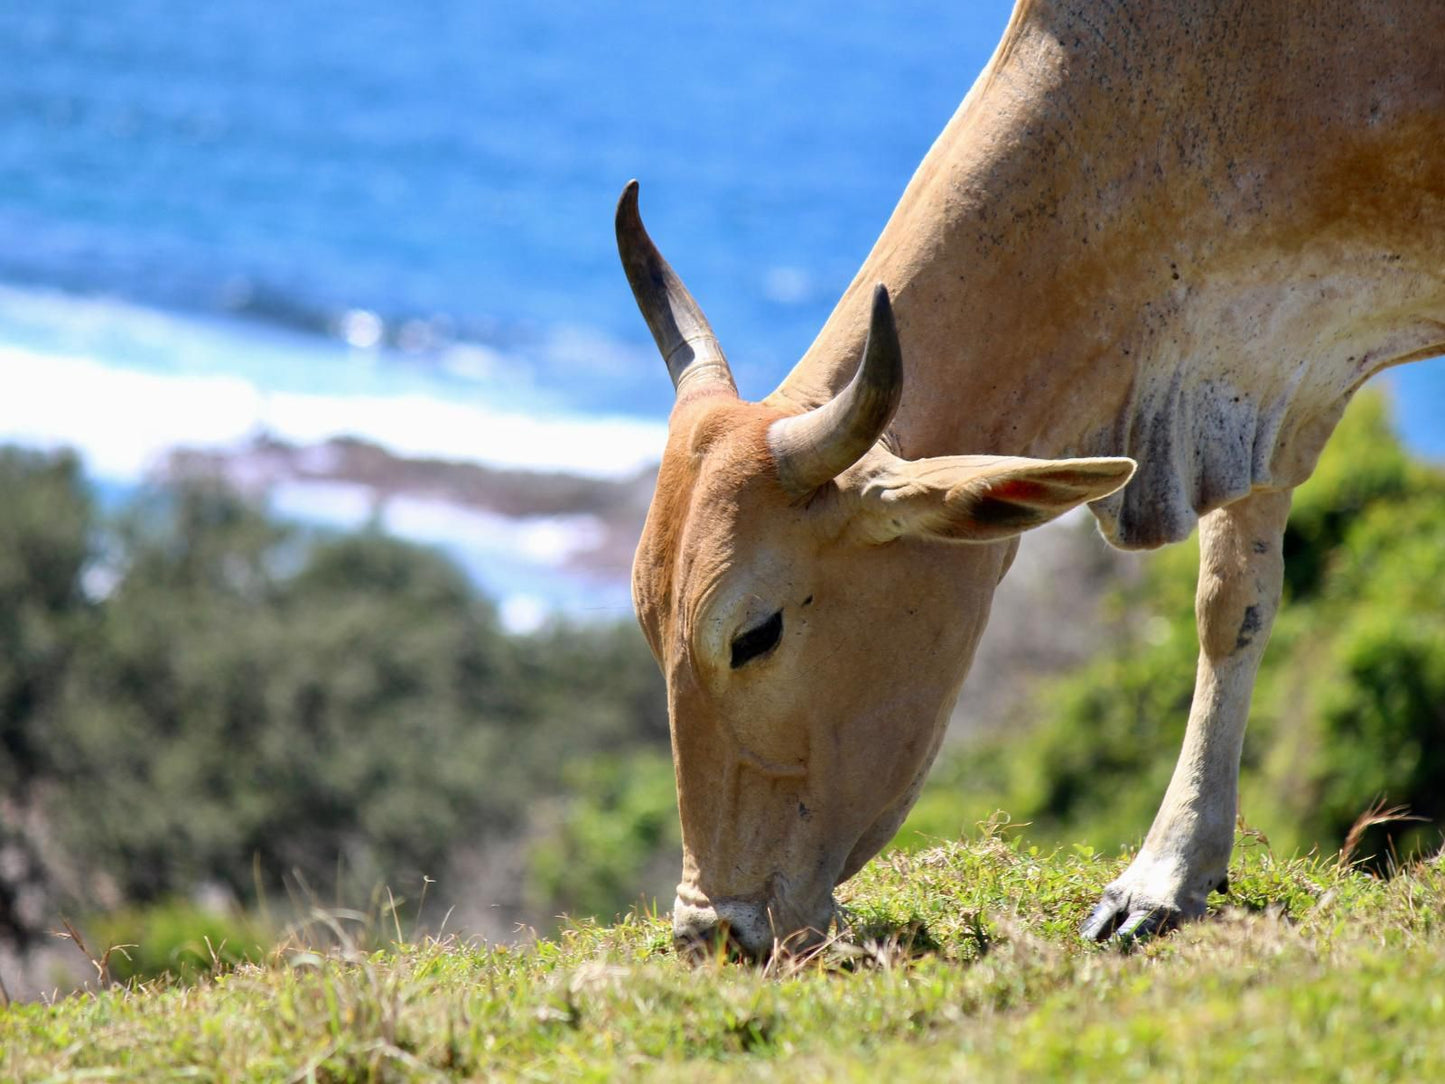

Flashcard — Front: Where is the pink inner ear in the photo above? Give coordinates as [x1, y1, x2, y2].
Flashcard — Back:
[990, 478, 1050, 503]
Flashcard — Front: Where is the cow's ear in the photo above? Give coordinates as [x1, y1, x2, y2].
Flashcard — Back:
[849, 453, 1136, 544]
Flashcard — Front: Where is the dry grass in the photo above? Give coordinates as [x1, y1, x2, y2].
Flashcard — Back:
[1336, 799, 1427, 873]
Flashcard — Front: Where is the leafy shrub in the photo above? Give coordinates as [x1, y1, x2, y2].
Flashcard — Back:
[527, 751, 680, 922]
[85, 898, 273, 985]
[903, 390, 1445, 864]
[0, 466, 668, 939]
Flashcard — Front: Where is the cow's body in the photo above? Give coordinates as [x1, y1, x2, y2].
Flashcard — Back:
[778, 0, 1444, 547]
[620, 0, 1444, 957]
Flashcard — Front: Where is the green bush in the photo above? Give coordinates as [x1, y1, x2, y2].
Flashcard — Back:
[0, 465, 668, 939]
[527, 751, 680, 922]
[903, 390, 1445, 865]
[85, 899, 273, 985]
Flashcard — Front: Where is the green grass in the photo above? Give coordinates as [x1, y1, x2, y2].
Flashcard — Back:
[4, 830, 1443, 1082]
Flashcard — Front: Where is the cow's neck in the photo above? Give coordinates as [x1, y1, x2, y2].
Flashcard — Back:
[768, 0, 1444, 545]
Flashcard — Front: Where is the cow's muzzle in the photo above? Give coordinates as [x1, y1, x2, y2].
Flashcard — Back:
[671, 888, 833, 962]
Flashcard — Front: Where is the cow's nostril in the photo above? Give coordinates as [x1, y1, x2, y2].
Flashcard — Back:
[673, 919, 756, 962]
[672, 895, 775, 962]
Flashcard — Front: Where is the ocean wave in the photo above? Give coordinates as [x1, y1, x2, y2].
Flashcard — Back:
[0, 287, 667, 482]
[265, 479, 628, 632]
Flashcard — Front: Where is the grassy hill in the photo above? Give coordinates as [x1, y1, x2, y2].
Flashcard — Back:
[4, 829, 1442, 1081]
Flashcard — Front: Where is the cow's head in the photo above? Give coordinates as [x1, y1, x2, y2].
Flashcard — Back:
[618, 183, 1134, 959]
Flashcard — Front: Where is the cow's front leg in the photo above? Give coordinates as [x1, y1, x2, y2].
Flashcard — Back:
[1082, 488, 1292, 941]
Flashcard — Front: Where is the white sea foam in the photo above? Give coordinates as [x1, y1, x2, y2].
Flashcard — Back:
[381, 496, 607, 568]
[267, 482, 610, 570]
[0, 344, 664, 483]
[0, 283, 667, 482]
[0, 348, 265, 478]
[260, 391, 663, 478]
[0, 288, 659, 627]
[264, 481, 616, 631]
[498, 595, 552, 635]
[269, 480, 378, 528]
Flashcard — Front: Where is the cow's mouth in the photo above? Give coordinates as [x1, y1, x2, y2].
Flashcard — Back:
[672, 882, 836, 963]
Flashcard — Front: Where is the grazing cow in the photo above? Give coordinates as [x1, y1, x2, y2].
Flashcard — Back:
[618, 0, 1444, 958]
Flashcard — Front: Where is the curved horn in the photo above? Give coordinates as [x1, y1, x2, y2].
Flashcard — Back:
[769, 283, 903, 494]
[615, 181, 736, 396]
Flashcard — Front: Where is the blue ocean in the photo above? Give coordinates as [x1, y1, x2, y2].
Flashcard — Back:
[2, 0, 1440, 617]
[0, 2, 1023, 421]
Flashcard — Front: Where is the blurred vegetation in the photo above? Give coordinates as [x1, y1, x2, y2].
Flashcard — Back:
[85, 898, 273, 985]
[1, 387, 1440, 984]
[0, 454, 669, 950]
[527, 750, 679, 922]
[903, 391, 1445, 865]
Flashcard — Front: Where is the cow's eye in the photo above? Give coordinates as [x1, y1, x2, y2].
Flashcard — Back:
[730, 610, 783, 669]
